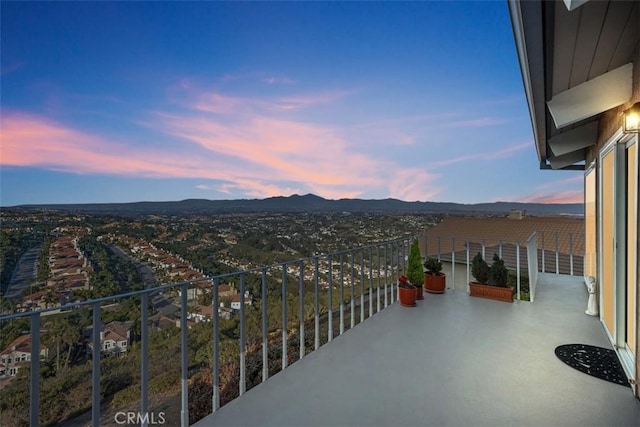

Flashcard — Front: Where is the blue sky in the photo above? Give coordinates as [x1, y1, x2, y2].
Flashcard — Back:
[0, 1, 583, 206]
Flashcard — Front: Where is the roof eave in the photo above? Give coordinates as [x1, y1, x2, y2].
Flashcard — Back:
[508, 0, 548, 166]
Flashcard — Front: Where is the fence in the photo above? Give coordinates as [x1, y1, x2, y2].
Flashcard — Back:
[421, 230, 584, 301]
[0, 236, 415, 427]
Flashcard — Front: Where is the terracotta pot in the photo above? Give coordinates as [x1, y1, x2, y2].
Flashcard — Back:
[469, 282, 514, 303]
[398, 286, 417, 307]
[424, 273, 446, 294]
[416, 285, 424, 300]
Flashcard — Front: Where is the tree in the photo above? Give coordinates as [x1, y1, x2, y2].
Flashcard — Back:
[45, 316, 80, 371]
[43, 291, 57, 309]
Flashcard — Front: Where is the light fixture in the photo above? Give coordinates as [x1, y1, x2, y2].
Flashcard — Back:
[622, 102, 640, 134]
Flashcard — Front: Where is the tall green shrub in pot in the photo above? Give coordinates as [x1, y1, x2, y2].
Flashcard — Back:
[471, 252, 490, 284]
[407, 239, 423, 286]
[407, 239, 425, 300]
[489, 253, 508, 287]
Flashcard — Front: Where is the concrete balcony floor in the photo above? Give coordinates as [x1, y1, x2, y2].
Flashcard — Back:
[196, 273, 640, 427]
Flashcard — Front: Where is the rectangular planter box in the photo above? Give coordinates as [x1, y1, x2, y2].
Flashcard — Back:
[469, 282, 514, 303]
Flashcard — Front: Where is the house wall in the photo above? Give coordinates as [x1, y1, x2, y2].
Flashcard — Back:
[583, 47, 639, 397]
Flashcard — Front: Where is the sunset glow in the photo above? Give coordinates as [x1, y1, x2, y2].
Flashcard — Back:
[0, 1, 583, 205]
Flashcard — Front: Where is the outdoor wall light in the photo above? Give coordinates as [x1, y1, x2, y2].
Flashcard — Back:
[622, 102, 640, 134]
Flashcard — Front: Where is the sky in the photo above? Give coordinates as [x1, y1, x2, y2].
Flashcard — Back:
[0, 1, 584, 207]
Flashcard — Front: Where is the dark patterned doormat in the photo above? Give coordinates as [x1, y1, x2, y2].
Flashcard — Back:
[554, 344, 630, 387]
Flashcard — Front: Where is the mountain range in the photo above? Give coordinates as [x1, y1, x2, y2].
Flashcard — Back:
[9, 194, 584, 216]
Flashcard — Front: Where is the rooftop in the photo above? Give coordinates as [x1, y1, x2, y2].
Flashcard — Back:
[196, 273, 640, 426]
[421, 216, 585, 255]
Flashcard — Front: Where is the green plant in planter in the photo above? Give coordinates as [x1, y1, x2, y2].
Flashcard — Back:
[407, 239, 424, 286]
[471, 252, 490, 284]
[489, 253, 508, 287]
[423, 256, 443, 275]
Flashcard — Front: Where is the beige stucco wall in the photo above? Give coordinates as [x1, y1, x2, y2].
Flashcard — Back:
[581, 46, 639, 397]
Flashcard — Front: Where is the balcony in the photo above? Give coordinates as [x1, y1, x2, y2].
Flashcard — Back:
[196, 272, 640, 426]
[1, 233, 638, 426]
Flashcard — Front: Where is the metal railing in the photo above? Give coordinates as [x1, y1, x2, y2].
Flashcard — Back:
[0, 236, 415, 427]
[421, 230, 584, 301]
[526, 231, 539, 302]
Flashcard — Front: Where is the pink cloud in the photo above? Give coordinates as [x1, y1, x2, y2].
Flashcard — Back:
[0, 111, 242, 180]
[517, 190, 584, 204]
[152, 85, 442, 200]
[511, 175, 584, 204]
[2, 105, 441, 201]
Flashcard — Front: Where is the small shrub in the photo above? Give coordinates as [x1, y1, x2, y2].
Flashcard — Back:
[423, 256, 443, 275]
[471, 253, 489, 284]
[506, 271, 530, 294]
[489, 253, 508, 287]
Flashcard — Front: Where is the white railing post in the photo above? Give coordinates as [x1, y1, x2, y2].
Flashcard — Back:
[140, 292, 149, 426]
[261, 270, 268, 382]
[328, 255, 333, 342]
[282, 264, 288, 369]
[466, 240, 470, 293]
[350, 250, 355, 329]
[555, 231, 559, 274]
[314, 258, 320, 351]
[541, 231, 546, 273]
[451, 237, 455, 290]
[339, 253, 345, 335]
[368, 246, 373, 317]
[240, 273, 247, 394]
[92, 302, 101, 427]
[180, 283, 189, 427]
[377, 246, 381, 313]
[213, 277, 220, 410]
[298, 261, 304, 360]
[569, 232, 574, 276]
[516, 243, 521, 301]
[384, 245, 388, 308]
[360, 248, 365, 323]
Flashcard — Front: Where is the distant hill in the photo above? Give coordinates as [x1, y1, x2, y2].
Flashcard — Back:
[8, 194, 584, 216]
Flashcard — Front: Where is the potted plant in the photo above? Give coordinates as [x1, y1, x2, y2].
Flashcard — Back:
[423, 256, 446, 294]
[469, 253, 514, 303]
[397, 275, 417, 307]
[407, 239, 424, 300]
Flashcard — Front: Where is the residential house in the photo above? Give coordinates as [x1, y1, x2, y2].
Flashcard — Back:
[87, 321, 131, 358]
[509, 0, 639, 397]
[218, 284, 236, 298]
[230, 291, 253, 310]
[0, 334, 49, 377]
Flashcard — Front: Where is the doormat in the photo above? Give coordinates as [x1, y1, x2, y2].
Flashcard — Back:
[554, 344, 630, 387]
